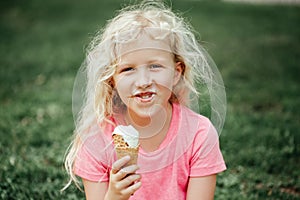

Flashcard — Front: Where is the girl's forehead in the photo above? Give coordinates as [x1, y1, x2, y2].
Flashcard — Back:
[117, 48, 174, 66]
[114, 27, 174, 59]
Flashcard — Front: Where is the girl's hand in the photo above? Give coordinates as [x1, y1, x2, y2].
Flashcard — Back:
[105, 156, 142, 200]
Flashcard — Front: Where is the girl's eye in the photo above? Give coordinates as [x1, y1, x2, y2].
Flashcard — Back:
[120, 67, 134, 73]
[149, 64, 162, 69]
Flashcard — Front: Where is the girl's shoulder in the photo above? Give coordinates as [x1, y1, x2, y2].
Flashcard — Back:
[79, 121, 114, 148]
[174, 103, 211, 128]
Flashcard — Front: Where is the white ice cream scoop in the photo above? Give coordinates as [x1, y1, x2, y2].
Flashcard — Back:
[113, 125, 139, 148]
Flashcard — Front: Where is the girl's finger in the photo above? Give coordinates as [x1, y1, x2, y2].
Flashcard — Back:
[114, 165, 139, 181]
[111, 156, 131, 174]
[123, 181, 142, 196]
[120, 164, 139, 175]
[119, 174, 141, 188]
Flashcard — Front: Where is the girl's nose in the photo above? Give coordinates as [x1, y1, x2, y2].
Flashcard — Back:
[135, 67, 152, 88]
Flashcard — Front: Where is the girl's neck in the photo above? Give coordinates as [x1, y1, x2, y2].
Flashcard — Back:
[125, 103, 173, 152]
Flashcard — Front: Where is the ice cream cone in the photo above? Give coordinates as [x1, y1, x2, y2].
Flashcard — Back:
[113, 134, 139, 166]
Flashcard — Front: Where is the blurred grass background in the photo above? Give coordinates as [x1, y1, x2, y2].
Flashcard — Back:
[0, 0, 299, 199]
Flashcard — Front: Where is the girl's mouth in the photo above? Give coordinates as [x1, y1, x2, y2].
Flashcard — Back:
[132, 92, 156, 102]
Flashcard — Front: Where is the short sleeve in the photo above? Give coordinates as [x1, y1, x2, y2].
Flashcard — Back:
[189, 120, 226, 177]
[74, 143, 110, 182]
[73, 125, 116, 182]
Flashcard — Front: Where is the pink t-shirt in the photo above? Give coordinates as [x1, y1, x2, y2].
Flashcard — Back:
[74, 103, 226, 199]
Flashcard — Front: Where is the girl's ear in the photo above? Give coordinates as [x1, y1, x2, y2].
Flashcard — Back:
[173, 62, 184, 85]
[109, 78, 115, 88]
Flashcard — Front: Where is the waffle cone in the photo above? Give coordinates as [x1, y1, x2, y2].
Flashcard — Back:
[113, 134, 139, 166]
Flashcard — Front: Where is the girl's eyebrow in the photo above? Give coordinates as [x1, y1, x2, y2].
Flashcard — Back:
[117, 62, 136, 67]
[147, 58, 165, 63]
[118, 57, 169, 66]
[118, 61, 161, 68]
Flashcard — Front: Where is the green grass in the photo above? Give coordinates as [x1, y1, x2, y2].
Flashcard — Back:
[1, 0, 299, 199]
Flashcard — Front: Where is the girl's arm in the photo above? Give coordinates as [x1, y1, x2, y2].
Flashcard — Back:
[186, 174, 217, 200]
[82, 156, 141, 200]
[83, 179, 108, 200]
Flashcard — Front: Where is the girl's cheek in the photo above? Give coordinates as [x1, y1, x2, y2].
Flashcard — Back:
[153, 73, 174, 90]
[115, 75, 135, 96]
[117, 73, 137, 83]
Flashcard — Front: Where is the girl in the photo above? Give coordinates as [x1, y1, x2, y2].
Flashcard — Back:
[64, 1, 226, 199]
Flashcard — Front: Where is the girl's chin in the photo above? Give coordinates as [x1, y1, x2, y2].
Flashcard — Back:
[128, 107, 158, 120]
[126, 104, 169, 124]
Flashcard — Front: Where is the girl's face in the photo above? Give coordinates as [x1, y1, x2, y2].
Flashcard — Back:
[113, 48, 182, 124]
